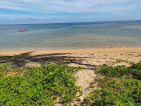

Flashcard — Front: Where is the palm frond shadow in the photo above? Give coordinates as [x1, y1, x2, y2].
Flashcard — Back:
[0, 51, 96, 69]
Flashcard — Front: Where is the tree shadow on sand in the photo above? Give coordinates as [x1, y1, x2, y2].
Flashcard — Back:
[0, 51, 96, 70]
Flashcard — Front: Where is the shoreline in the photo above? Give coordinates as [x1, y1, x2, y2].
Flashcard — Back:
[0, 47, 141, 56]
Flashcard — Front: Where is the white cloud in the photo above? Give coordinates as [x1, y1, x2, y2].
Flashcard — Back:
[0, 0, 141, 24]
[0, 0, 140, 13]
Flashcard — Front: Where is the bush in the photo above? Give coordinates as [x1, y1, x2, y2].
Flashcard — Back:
[129, 62, 141, 80]
[84, 77, 141, 106]
[96, 62, 141, 79]
[96, 65, 129, 77]
[82, 62, 141, 106]
[0, 64, 79, 105]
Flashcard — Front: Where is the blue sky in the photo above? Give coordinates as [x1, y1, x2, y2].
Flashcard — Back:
[0, 0, 141, 24]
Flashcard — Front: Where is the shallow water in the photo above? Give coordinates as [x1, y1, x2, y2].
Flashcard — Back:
[0, 21, 141, 50]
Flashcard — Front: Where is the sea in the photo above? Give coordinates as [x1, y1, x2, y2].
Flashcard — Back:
[0, 20, 141, 50]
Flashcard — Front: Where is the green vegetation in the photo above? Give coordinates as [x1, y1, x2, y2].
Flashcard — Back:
[0, 64, 79, 105]
[83, 62, 141, 106]
[0, 61, 141, 106]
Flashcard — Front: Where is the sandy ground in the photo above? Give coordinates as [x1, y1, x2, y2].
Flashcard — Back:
[0, 47, 141, 67]
[0, 47, 141, 105]
[1, 47, 141, 55]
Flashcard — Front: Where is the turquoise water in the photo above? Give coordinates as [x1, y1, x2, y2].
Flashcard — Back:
[0, 21, 141, 50]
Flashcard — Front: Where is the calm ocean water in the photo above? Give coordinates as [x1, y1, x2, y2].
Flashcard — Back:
[0, 21, 141, 50]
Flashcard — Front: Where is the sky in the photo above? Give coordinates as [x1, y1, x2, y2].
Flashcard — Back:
[0, 0, 141, 24]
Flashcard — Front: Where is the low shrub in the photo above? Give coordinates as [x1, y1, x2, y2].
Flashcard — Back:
[129, 62, 141, 80]
[96, 65, 129, 77]
[0, 64, 79, 105]
[82, 62, 141, 106]
[84, 77, 141, 106]
[96, 62, 141, 79]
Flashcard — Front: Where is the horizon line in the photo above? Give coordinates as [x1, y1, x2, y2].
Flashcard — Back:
[0, 19, 141, 26]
